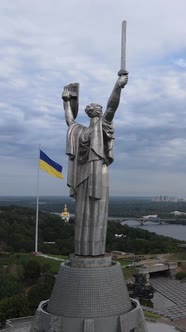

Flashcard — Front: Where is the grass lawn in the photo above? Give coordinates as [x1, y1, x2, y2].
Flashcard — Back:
[31, 256, 62, 274]
[143, 311, 161, 320]
[118, 260, 133, 266]
[0, 253, 62, 274]
[123, 266, 135, 280]
[169, 252, 186, 261]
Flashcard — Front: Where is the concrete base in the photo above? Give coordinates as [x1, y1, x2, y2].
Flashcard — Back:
[69, 253, 112, 268]
[30, 257, 148, 332]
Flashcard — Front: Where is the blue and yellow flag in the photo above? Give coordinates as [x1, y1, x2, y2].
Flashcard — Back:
[39, 150, 64, 179]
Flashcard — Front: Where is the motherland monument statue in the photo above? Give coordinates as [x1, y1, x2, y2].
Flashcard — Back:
[62, 68, 128, 257]
[30, 21, 148, 332]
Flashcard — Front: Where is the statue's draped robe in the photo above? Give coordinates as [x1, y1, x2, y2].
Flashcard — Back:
[66, 117, 114, 255]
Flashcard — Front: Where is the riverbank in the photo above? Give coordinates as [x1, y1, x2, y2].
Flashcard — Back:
[121, 219, 186, 241]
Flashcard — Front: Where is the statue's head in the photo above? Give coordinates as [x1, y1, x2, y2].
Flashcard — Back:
[85, 103, 103, 118]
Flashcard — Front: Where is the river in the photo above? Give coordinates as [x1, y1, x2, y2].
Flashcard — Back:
[122, 220, 186, 241]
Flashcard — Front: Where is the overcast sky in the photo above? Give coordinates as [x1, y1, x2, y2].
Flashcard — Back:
[1, 0, 186, 197]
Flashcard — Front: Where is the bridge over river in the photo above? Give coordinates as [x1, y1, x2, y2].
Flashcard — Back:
[108, 217, 179, 225]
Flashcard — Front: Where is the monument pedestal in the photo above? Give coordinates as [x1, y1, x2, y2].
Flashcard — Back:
[30, 255, 148, 332]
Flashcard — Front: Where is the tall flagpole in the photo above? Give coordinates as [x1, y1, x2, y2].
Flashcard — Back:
[35, 145, 40, 253]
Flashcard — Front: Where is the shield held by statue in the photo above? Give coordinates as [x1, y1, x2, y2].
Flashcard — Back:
[68, 83, 79, 120]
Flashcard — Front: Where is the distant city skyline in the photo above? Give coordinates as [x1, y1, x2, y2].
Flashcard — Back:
[1, 1, 186, 196]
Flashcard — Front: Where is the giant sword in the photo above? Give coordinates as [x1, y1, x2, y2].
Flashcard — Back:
[118, 20, 128, 76]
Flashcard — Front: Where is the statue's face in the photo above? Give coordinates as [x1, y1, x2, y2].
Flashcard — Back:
[85, 103, 103, 118]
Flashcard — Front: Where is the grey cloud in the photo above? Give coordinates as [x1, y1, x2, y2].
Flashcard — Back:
[1, 0, 186, 195]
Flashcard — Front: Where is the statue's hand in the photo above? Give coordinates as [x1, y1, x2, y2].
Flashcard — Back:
[62, 86, 71, 102]
[117, 74, 128, 88]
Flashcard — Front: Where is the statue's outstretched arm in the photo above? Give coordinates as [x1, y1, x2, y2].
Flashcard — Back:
[62, 83, 79, 126]
[103, 74, 128, 122]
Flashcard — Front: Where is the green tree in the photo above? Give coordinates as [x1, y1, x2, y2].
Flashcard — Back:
[23, 260, 41, 285]
[27, 274, 55, 313]
[0, 275, 22, 301]
[0, 293, 29, 328]
[176, 272, 186, 280]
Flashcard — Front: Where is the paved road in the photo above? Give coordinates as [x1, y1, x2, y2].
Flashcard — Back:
[37, 253, 65, 261]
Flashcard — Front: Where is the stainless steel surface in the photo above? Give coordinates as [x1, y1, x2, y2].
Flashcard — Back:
[118, 20, 128, 76]
[62, 75, 128, 256]
[121, 20, 126, 71]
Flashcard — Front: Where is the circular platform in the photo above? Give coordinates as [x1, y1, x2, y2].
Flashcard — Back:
[30, 259, 149, 332]
[69, 253, 112, 268]
[47, 261, 131, 318]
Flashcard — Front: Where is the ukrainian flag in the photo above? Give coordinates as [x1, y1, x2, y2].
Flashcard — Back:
[39, 150, 64, 179]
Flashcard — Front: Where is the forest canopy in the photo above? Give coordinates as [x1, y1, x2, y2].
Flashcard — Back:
[0, 205, 182, 255]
